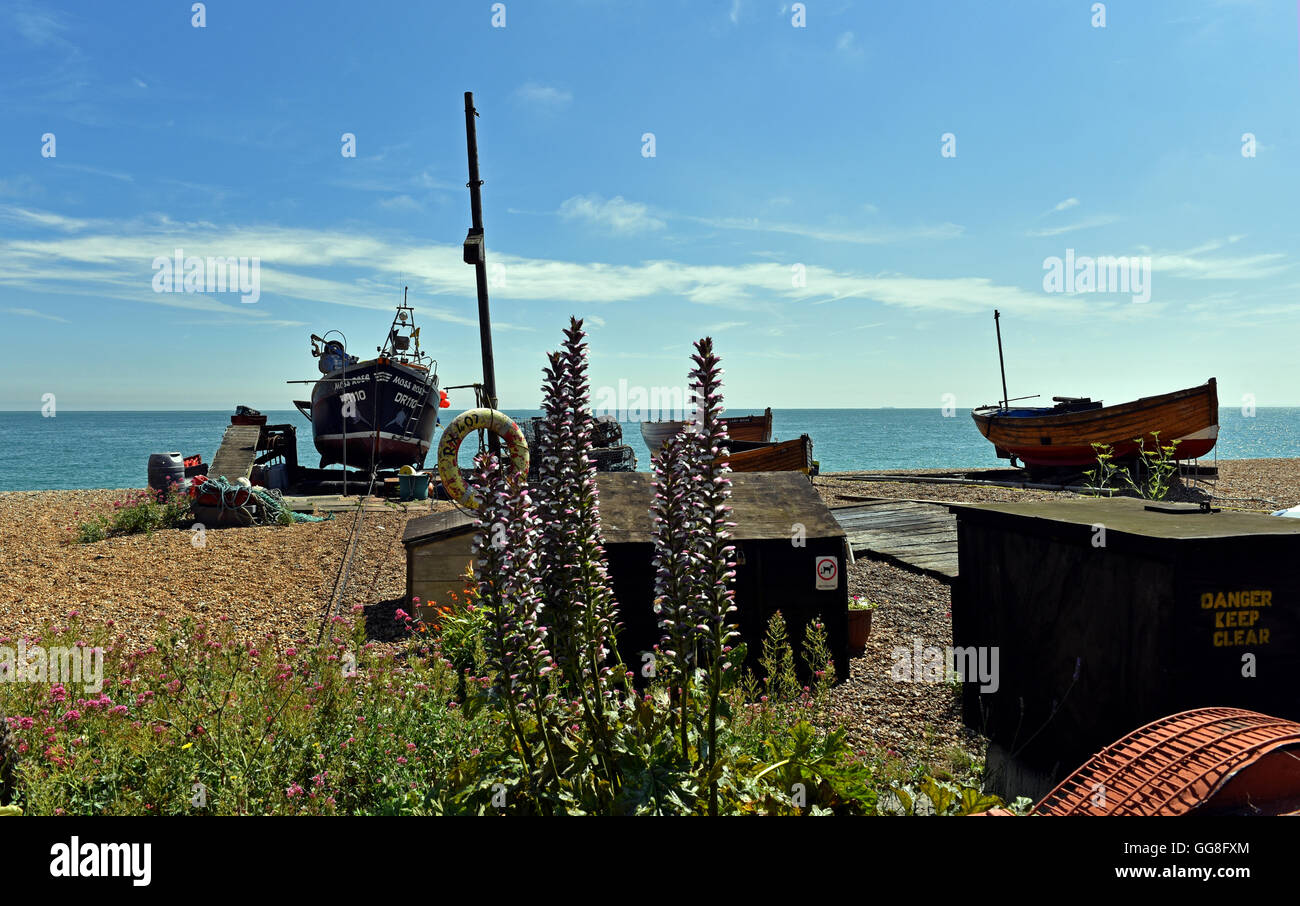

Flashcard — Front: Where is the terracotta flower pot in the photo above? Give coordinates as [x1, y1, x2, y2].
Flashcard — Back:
[847, 608, 873, 655]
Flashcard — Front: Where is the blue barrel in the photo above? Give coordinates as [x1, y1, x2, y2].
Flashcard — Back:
[147, 452, 185, 498]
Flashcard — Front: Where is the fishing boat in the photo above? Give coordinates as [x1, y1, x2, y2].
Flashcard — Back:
[640, 407, 773, 452]
[972, 380, 1219, 468]
[972, 310, 1219, 469]
[293, 294, 446, 472]
[721, 435, 816, 475]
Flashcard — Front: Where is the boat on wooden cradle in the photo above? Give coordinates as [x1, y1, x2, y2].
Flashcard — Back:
[294, 294, 447, 472]
[639, 407, 773, 452]
[971, 379, 1219, 469]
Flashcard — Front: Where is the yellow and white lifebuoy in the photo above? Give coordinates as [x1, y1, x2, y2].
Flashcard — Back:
[436, 408, 530, 508]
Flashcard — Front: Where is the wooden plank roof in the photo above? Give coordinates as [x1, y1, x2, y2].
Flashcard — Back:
[403, 471, 843, 547]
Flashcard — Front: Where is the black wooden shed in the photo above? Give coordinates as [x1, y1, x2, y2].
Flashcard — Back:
[403, 471, 850, 680]
[949, 497, 1300, 800]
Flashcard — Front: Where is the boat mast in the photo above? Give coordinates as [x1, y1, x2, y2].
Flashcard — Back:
[994, 309, 1009, 410]
[462, 92, 499, 438]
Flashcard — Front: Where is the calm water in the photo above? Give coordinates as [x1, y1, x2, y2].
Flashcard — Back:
[1, 408, 1298, 491]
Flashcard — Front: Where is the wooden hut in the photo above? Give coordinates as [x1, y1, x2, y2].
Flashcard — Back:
[949, 497, 1300, 800]
[402, 472, 849, 679]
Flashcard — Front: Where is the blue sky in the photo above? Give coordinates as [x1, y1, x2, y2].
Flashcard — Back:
[1, 0, 1297, 412]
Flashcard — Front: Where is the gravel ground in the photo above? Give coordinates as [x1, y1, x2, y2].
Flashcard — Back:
[0, 489, 454, 648]
[2, 457, 1296, 777]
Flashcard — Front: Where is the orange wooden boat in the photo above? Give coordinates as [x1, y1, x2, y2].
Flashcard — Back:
[719, 435, 814, 474]
[640, 407, 772, 453]
[971, 379, 1219, 468]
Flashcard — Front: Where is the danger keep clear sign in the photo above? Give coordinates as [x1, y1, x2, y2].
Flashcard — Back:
[815, 556, 838, 590]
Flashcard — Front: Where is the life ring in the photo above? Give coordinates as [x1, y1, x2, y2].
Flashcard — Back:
[436, 408, 530, 508]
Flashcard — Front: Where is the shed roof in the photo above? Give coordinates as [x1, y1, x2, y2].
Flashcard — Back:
[948, 496, 1300, 541]
[403, 471, 843, 547]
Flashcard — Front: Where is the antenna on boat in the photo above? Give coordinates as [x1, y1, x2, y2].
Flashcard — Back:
[462, 91, 500, 447]
[994, 309, 1010, 410]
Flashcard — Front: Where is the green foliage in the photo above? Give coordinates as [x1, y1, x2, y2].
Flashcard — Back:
[0, 610, 499, 815]
[75, 488, 192, 543]
[878, 777, 1005, 816]
[1085, 435, 1181, 500]
[759, 612, 801, 703]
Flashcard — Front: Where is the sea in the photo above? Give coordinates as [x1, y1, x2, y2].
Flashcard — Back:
[1, 408, 1298, 492]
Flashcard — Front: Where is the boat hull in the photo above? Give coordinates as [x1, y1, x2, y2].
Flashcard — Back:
[310, 359, 439, 470]
[719, 435, 814, 473]
[971, 379, 1218, 468]
[640, 408, 773, 452]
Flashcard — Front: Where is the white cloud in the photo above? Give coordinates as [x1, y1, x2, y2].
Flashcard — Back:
[836, 31, 862, 57]
[4, 306, 68, 323]
[730, 0, 742, 24]
[515, 82, 573, 110]
[1026, 215, 1121, 237]
[559, 194, 665, 234]
[133, 77, 147, 89]
[378, 194, 422, 212]
[1049, 197, 1079, 213]
[2, 206, 1289, 331]
[1151, 237, 1291, 280]
[691, 213, 962, 244]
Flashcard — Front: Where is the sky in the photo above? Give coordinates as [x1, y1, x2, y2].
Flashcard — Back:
[0, 0, 1297, 413]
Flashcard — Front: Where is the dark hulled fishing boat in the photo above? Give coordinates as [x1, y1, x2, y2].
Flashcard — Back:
[294, 298, 444, 472]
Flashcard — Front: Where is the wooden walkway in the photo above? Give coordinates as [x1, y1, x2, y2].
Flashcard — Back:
[830, 499, 958, 581]
[209, 424, 263, 482]
[279, 494, 441, 515]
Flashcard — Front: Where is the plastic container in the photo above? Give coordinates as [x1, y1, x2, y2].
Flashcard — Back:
[147, 452, 185, 499]
[397, 473, 431, 501]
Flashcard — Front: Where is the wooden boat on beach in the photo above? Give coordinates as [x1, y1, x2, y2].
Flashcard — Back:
[639, 407, 772, 452]
[971, 379, 1219, 469]
[720, 435, 815, 475]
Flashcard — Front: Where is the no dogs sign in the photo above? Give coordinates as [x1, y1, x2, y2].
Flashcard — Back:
[815, 556, 838, 590]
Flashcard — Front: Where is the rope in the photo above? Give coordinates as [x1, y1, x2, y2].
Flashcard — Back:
[191, 476, 331, 525]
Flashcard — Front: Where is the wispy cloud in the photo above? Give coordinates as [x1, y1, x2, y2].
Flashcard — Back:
[3, 206, 1287, 330]
[11, 3, 69, 48]
[515, 82, 572, 110]
[730, 0, 742, 24]
[559, 194, 665, 234]
[4, 307, 68, 323]
[1046, 197, 1079, 214]
[377, 194, 422, 213]
[1026, 214, 1122, 237]
[691, 213, 963, 244]
[1151, 236, 1291, 280]
[53, 162, 135, 183]
[836, 31, 863, 58]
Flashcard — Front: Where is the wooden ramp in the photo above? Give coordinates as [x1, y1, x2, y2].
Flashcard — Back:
[209, 424, 263, 482]
[830, 499, 958, 581]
